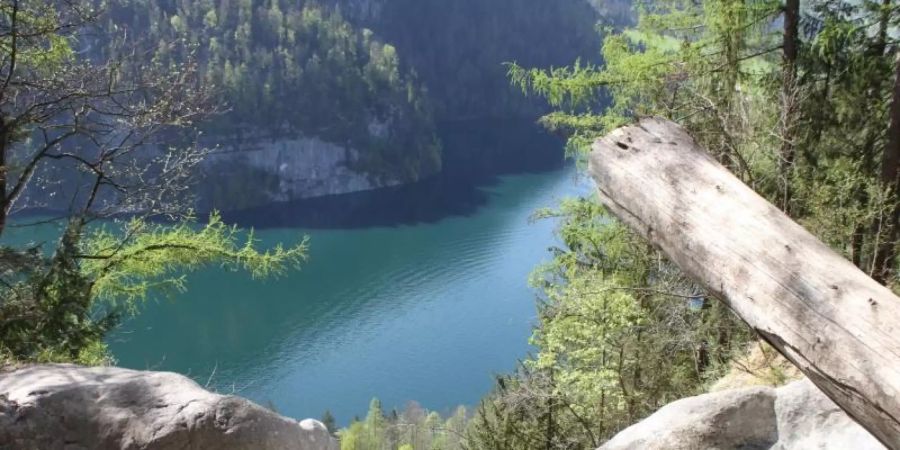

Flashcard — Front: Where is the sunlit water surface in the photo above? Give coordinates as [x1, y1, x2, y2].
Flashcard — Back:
[11, 162, 591, 424]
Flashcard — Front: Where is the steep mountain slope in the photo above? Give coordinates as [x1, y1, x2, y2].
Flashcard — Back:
[77, 0, 612, 208]
[98, 1, 441, 196]
[334, 0, 605, 121]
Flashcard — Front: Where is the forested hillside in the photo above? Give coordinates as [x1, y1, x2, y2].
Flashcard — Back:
[333, 0, 605, 121]
[331, 0, 600, 120]
[94, 0, 441, 183]
[81, 0, 614, 193]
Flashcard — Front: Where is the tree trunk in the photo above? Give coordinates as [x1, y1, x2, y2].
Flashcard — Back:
[858, 0, 897, 278]
[874, 0, 891, 57]
[873, 52, 900, 284]
[779, 0, 800, 212]
[0, 117, 8, 238]
[589, 117, 900, 448]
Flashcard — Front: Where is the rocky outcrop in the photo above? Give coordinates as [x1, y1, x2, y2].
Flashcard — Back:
[198, 136, 405, 211]
[600, 386, 778, 450]
[770, 379, 883, 449]
[0, 364, 338, 450]
[18, 132, 435, 214]
[600, 378, 885, 450]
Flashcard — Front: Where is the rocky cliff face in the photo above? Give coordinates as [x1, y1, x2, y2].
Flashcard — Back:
[14, 134, 414, 214]
[197, 136, 415, 211]
[0, 364, 338, 450]
[600, 378, 884, 450]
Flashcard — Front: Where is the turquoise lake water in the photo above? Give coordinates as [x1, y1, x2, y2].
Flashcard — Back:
[10, 163, 591, 424]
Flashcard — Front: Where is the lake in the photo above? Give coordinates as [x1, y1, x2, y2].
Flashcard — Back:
[107, 163, 589, 424]
[3, 121, 592, 424]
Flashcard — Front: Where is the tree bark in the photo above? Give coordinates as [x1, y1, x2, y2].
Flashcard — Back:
[0, 116, 8, 238]
[860, 0, 893, 277]
[872, 52, 900, 284]
[589, 117, 900, 448]
[779, 0, 800, 212]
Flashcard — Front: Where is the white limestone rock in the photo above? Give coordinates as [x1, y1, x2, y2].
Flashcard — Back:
[600, 386, 778, 450]
[0, 364, 338, 450]
[599, 378, 886, 450]
[771, 378, 884, 450]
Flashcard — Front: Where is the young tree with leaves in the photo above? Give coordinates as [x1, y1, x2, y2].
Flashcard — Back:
[0, 0, 307, 364]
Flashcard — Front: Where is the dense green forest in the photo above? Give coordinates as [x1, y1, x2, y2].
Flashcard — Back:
[85, 0, 613, 182]
[336, 400, 470, 450]
[331, 0, 605, 120]
[95, 0, 441, 182]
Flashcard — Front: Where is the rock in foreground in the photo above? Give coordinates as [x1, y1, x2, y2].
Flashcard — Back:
[600, 378, 885, 450]
[0, 364, 338, 450]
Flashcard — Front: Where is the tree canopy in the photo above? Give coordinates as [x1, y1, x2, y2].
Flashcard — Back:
[93, 0, 442, 183]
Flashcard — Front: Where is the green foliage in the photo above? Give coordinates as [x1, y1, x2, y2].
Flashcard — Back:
[362, 0, 604, 121]
[1, 222, 117, 365]
[509, 0, 782, 162]
[322, 410, 338, 435]
[0, 1, 77, 72]
[468, 199, 749, 448]
[0, 0, 268, 366]
[80, 212, 308, 306]
[470, 0, 900, 446]
[338, 401, 469, 450]
[0, 214, 307, 365]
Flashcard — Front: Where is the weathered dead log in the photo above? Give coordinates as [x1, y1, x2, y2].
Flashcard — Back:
[589, 117, 900, 448]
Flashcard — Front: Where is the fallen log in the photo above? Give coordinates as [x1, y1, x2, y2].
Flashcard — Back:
[589, 117, 900, 448]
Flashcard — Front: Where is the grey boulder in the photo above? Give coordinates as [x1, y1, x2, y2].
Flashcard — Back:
[600, 386, 778, 450]
[771, 379, 884, 450]
[0, 364, 338, 450]
[600, 378, 885, 450]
